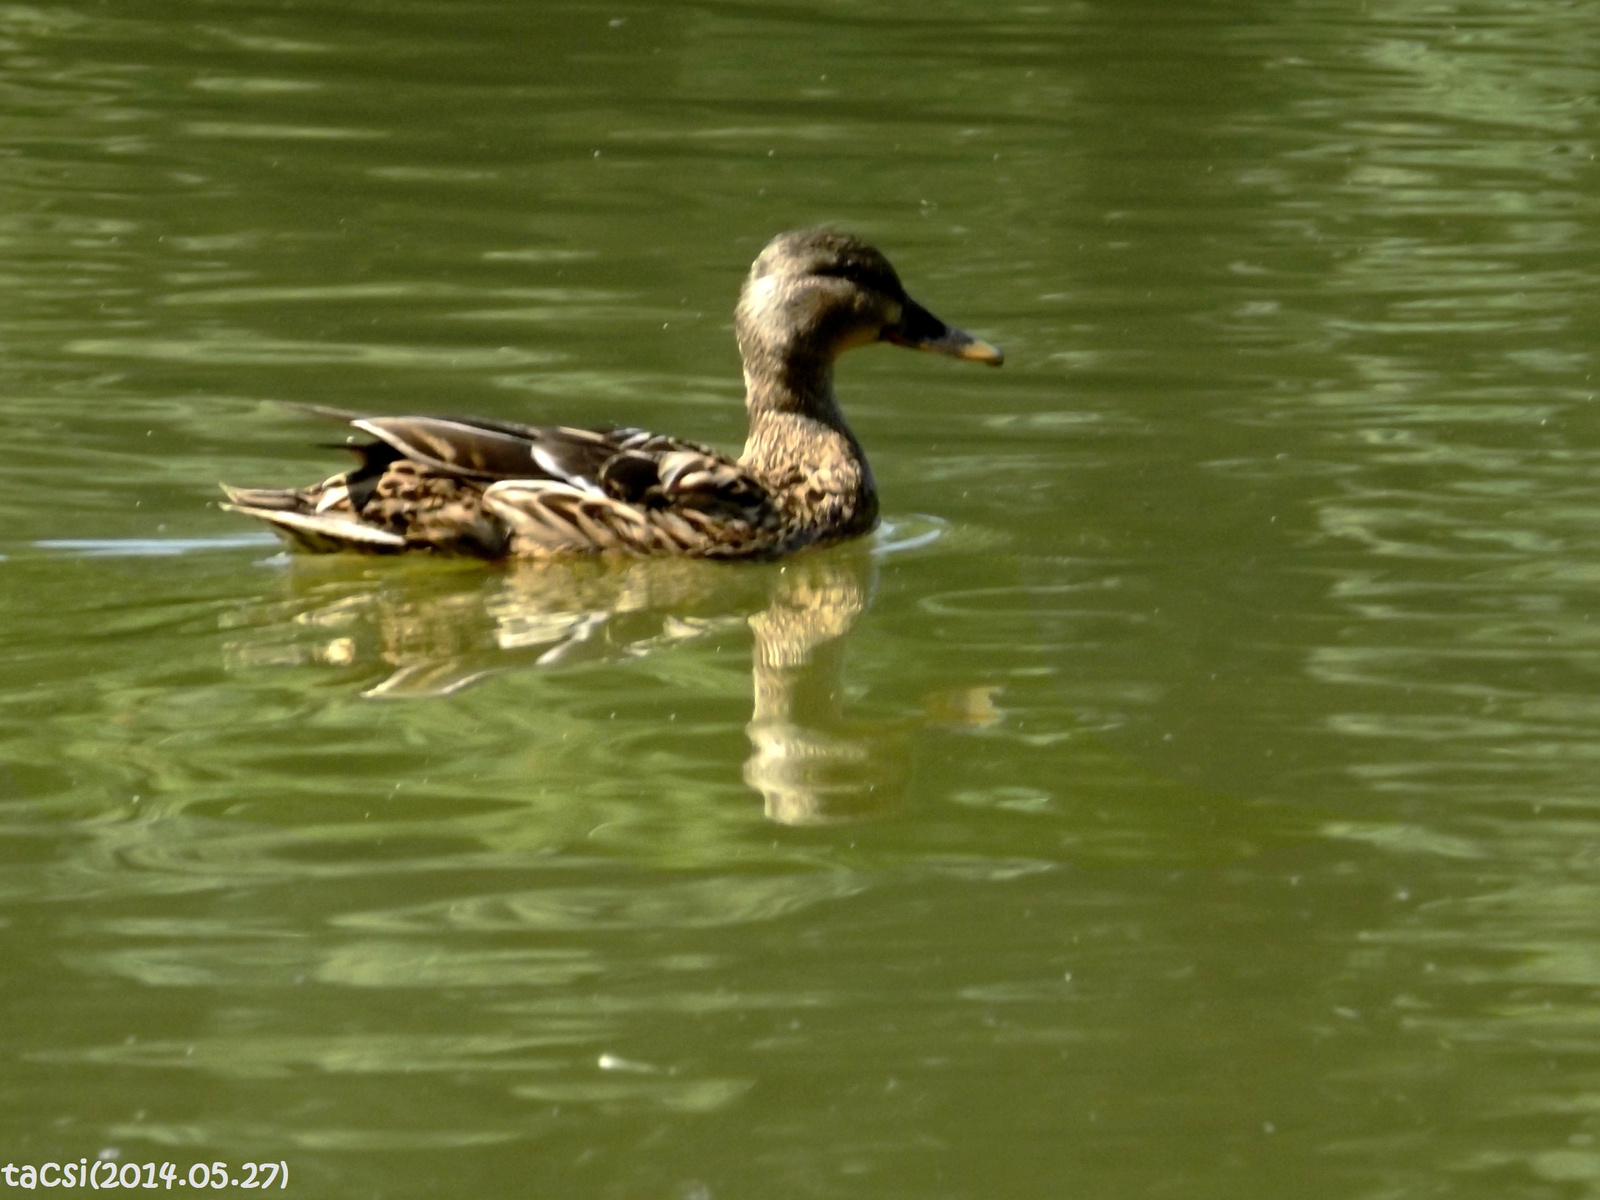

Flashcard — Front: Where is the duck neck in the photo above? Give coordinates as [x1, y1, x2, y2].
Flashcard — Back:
[737, 359, 878, 541]
[741, 350, 847, 436]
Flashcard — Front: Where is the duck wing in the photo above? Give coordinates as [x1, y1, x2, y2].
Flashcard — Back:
[342, 415, 784, 556]
[223, 410, 781, 558]
[278, 404, 654, 490]
[485, 438, 784, 558]
[352, 416, 629, 490]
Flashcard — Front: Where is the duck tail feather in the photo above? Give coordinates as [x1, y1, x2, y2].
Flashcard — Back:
[268, 401, 369, 424]
[219, 503, 407, 553]
[219, 483, 307, 512]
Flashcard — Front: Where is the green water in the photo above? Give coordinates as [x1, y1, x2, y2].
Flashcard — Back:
[4, 0, 1600, 1195]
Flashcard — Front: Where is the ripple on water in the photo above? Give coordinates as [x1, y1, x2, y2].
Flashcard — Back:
[31, 534, 279, 558]
[39, 1032, 581, 1077]
[159, 283, 619, 306]
[334, 871, 872, 934]
[105, 1124, 521, 1153]
[510, 1076, 752, 1114]
[190, 76, 322, 94]
[182, 121, 385, 140]
[918, 577, 1133, 618]
[65, 335, 561, 367]
[316, 943, 603, 990]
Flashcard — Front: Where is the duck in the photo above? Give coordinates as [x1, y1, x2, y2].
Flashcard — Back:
[220, 228, 1002, 559]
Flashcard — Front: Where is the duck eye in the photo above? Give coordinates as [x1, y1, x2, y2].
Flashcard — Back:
[813, 263, 862, 283]
[813, 262, 895, 295]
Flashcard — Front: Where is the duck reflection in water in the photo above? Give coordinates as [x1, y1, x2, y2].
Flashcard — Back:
[224, 542, 999, 824]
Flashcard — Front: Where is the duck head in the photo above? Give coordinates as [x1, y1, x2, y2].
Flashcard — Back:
[735, 229, 1002, 414]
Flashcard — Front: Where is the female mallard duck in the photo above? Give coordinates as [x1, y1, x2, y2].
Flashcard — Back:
[221, 229, 1002, 558]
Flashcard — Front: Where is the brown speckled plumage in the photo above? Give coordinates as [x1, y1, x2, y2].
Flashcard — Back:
[222, 229, 1002, 559]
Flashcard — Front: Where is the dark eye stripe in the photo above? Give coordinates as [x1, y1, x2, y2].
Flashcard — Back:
[812, 262, 899, 294]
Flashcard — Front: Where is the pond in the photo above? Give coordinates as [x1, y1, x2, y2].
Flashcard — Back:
[3, 1, 1599, 1196]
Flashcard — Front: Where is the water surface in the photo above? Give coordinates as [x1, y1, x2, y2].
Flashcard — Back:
[4, 1, 1600, 1196]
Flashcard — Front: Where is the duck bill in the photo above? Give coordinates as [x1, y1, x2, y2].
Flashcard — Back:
[883, 297, 1004, 366]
